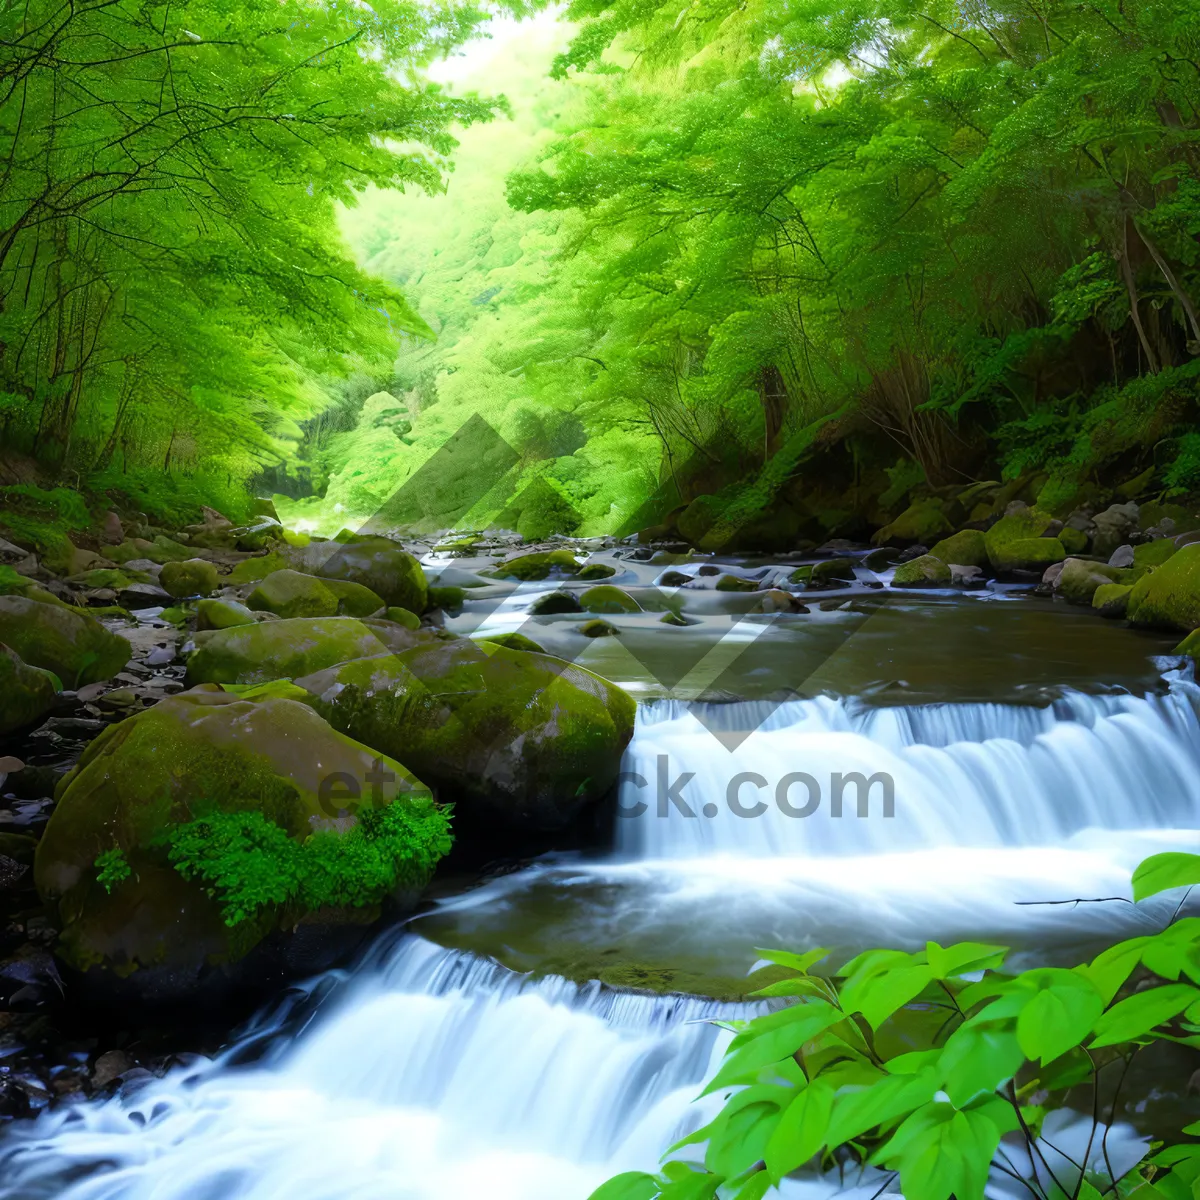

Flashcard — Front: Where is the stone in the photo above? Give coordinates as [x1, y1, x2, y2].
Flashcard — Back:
[1056, 557, 1121, 605]
[185, 617, 427, 686]
[659, 611, 690, 626]
[1127, 543, 1200, 632]
[101, 512, 124, 545]
[195, 599, 257, 631]
[872, 499, 953, 547]
[36, 689, 444, 995]
[297, 638, 635, 832]
[715, 574, 760, 592]
[0, 645, 59, 736]
[577, 564, 616, 581]
[891, 555, 952, 587]
[984, 507, 1055, 569]
[658, 571, 691, 588]
[0, 596, 130, 687]
[385, 607, 421, 630]
[949, 564, 984, 588]
[1091, 503, 1140, 559]
[580, 586, 641, 614]
[1133, 539, 1177, 569]
[810, 558, 857, 585]
[529, 591, 583, 615]
[1058, 525, 1089, 555]
[928, 529, 989, 569]
[991, 537, 1065, 573]
[427, 586, 466, 612]
[1093, 583, 1133, 619]
[247, 570, 339, 619]
[488, 550, 581, 582]
[580, 618, 620, 637]
[757, 589, 800, 613]
[159, 559, 219, 598]
[1108, 545, 1135, 569]
[474, 631, 546, 654]
[284, 538, 427, 612]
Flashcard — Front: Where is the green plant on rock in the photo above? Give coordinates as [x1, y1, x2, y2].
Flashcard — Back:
[160, 798, 452, 928]
[94, 847, 132, 894]
[589, 851, 1200, 1200]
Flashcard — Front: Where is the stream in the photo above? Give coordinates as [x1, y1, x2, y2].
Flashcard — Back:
[1, 548, 1198, 1198]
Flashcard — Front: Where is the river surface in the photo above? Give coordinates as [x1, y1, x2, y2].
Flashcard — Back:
[0, 548, 1196, 1198]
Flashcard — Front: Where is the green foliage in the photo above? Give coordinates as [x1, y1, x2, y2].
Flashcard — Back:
[162, 799, 453, 927]
[590, 852, 1200, 1200]
[94, 848, 132, 894]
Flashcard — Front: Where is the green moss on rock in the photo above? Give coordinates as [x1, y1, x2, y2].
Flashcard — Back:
[928, 529, 988, 569]
[160, 559, 219, 598]
[989, 535, 1065, 573]
[1058, 526, 1089, 555]
[0, 644, 59, 735]
[1092, 583, 1133, 619]
[577, 563, 616, 581]
[1057, 558, 1120, 605]
[1133, 539, 1177, 569]
[284, 537, 427, 612]
[580, 585, 641, 613]
[580, 618, 620, 637]
[984, 507, 1055, 569]
[428, 585, 466, 612]
[196, 598, 257, 631]
[0, 595, 130, 686]
[715, 574, 759, 592]
[891, 555, 952, 587]
[228, 553, 288, 585]
[489, 550, 581, 581]
[247, 570, 339, 619]
[872, 499, 953, 547]
[1127, 543, 1200, 631]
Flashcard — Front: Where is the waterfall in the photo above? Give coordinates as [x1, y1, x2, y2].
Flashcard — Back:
[3, 677, 1198, 1199]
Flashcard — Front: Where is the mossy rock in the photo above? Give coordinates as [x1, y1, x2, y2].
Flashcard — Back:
[474, 631, 546, 654]
[659, 611, 690, 626]
[891, 555, 951, 587]
[788, 565, 813, 585]
[233, 521, 282, 553]
[1058, 525, 1089, 555]
[871, 500, 953, 547]
[928, 530, 988, 569]
[196, 598, 257, 631]
[577, 564, 616, 581]
[530, 590, 583, 615]
[1127, 543, 1200, 632]
[385, 606, 421, 630]
[1056, 558, 1120, 605]
[0, 595, 130, 687]
[428, 585, 466, 612]
[715, 574, 759, 592]
[489, 550, 581, 581]
[284, 538, 427, 612]
[69, 568, 151, 590]
[1092, 583, 1133, 619]
[160, 559, 220, 598]
[580, 585, 641, 614]
[988, 531, 1065, 573]
[247, 570, 339, 619]
[228, 553, 288, 584]
[984, 507, 1053, 562]
[658, 570, 691, 588]
[36, 689, 442, 988]
[150, 535, 194, 563]
[580, 618, 620, 637]
[0, 644, 59, 735]
[1133, 539, 1177, 569]
[675, 495, 722, 548]
[297, 638, 636, 832]
[185, 617, 426, 687]
[810, 558, 856, 585]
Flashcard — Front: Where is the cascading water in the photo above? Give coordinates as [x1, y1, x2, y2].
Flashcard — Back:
[2, 676, 1197, 1198]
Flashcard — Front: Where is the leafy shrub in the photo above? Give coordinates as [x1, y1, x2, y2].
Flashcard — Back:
[590, 852, 1200, 1200]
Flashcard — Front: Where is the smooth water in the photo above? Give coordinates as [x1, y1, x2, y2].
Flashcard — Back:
[2, 620, 1196, 1198]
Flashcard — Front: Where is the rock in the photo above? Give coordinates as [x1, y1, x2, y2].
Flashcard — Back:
[228, 553, 287, 585]
[159, 559, 219, 598]
[658, 570, 691, 588]
[488, 550, 580, 582]
[580, 618, 620, 637]
[1133, 538, 1177, 569]
[529, 591, 583, 615]
[891, 555, 952, 587]
[385, 607, 421, 630]
[1091, 503, 1140, 559]
[577, 564, 616, 581]
[991, 537, 1065, 573]
[757, 589, 801, 613]
[984, 507, 1055, 569]
[810, 558, 857, 585]
[233, 520, 282, 553]
[1108, 545, 1135, 569]
[249, 498, 281, 523]
[863, 546, 902, 571]
[1058, 525, 1089, 555]
[0, 596, 131, 687]
[247, 570, 339, 619]
[101, 512, 124, 545]
[949, 564, 984, 587]
[91, 1049, 133, 1089]
[1093, 583, 1133, 619]
[192, 599, 250, 631]
[297, 639, 636, 832]
[1127, 543, 1200, 632]
[659, 611, 690, 626]
[185, 617, 427, 686]
[1042, 562, 1066, 588]
[118, 583, 172, 609]
[580, 586, 641, 614]
[696, 564, 721, 577]
[894, 544, 930, 564]
[36, 689, 445, 997]
[427, 586, 466, 612]
[0, 645, 59, 735]
[285, 538, 427, 612]
[1056, 557, 1121, 605]
[872, 500, 953, 547]
[474, 631, 546, 654]
[715, 574, 760, 592]
[69, 568, 151, 591]
[929, 530, 988, 569]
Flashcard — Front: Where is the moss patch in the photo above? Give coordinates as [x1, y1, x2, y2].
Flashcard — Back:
[928, 529, 988, 568]
[1128, 543, 1200, 631]
[0, 595, 131, 686]
[580, 585, 641, 613]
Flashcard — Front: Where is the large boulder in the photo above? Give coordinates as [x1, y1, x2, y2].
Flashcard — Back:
[891, 555, 951, 587]
[248, 570, 339, 619]
[297, 638, 637, 832]
[195, 598, 257, 631]
[984, 507, 1061, 572]
[928, 529, 988, 569]
[0, 596, 130, 686]
[284, 538, 427, 612]
[185, 617, 428, 686]
[1127, 543, 1200, 632]
[159, 558, 219, 598]
[1093, 583, 1133, 619]
[35, 689, 447, 999]
[1056, 558, 1121, 605]
[1091, 502, 1140, 559]
[0, 644, 59, 735]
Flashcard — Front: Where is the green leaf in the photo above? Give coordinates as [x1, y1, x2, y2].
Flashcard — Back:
[1090, 983, 1200, 1047]
[925, 941, 1007, 980]
[704, 1097, 785, 1179]
[657, 1165, 723, 1200]
[939, 1025, 1025, 1107]
[825, 1066, 940, 1147]
[1140, 919, 1200, 983]
[1081, 938, 1150, 1005]
[764, 1080, 833, 1182]
[1014, 971, 1105, 1064]
[750, 977, 833, 1000]
[730, 1171, 772, 1200]
[847, 965, 935, 1030]
[702, 1005, 843, 1096]
[1037, 1046, 1094, 1091]
[753, 948, 830, 974]
[587, 1172, 660, 1200]
[1132, 854, 1200, 902]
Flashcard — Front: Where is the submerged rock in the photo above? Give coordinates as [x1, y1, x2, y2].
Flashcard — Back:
[580, 585, 641, 613]
[297, 638, 636, 832]
[489, 550, 580, 582]
[715, 574, 759, 592]
[579, 618, 620, 637]
[35, 688, 446, 1002]
[810, 558, 857, 585]
[577, 563, 616, 581]
[0, 645, 59, 735]
[0, 596, 131, 686]
[185, 616, 427, 686]
[529, 591, 583, 615]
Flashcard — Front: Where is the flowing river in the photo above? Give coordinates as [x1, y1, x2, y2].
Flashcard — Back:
[0, 558, 1196, 1199]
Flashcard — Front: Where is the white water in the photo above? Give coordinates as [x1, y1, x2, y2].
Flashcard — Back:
[2, 679, 1198, 1198]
